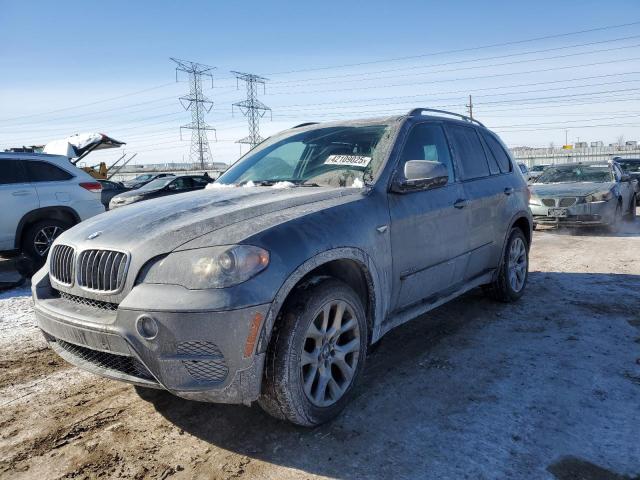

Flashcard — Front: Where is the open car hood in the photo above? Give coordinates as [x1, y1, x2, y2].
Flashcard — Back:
[43, 133, 125, 161]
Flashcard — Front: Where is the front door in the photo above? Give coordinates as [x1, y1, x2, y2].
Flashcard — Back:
[388, 122, 469, 311]
[0, 159, 39, 250]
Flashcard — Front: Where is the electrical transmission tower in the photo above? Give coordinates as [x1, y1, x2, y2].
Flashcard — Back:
[171, 57, 216, 169]
[231, 71, 271, 151]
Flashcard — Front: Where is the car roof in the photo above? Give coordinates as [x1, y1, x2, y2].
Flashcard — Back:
[0, 152, 70, 162]
[550, 162, 612, 168]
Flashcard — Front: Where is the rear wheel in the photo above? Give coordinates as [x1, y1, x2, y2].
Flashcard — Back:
[608, 203, 623, 232]
[484, 228, 529, 303]
[259, 278, 368, 426]
[22, 219, 70, 267]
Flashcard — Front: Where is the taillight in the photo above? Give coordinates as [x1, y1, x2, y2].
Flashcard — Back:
[79, 182, 102, 193]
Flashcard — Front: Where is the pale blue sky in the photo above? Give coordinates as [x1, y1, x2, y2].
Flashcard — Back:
[1, 0, 639, 164]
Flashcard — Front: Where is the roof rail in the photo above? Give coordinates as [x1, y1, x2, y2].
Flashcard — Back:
[291, 122, 319, 129]
[408, 108, 485, 127]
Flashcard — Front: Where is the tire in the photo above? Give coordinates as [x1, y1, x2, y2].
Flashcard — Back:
[21, 219, 70, 266]
[484, 227, 529, 303]
[258, 278, 368, 427]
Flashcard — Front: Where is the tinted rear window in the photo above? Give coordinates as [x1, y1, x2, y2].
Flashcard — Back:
[26, 161, 73, 182]
[448, 125, 490, 180]
[481, 131, 512, 173]
[0, 160, 29, 184]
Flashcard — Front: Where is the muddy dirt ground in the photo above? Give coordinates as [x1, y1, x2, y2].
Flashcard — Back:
[1, 225, 639, 480]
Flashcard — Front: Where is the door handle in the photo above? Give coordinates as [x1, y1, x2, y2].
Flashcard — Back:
[454, 199, 469, 209]
[12, 190, 31, 196]
[504, 187, 514, 195]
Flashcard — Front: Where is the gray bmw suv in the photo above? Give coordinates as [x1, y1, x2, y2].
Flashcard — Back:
[32, 108, 532, 426]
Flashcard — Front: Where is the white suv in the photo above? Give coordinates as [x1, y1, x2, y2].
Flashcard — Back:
[0, 153, 105, 264]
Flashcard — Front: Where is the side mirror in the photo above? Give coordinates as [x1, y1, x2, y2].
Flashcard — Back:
[392, 160, 449, 192]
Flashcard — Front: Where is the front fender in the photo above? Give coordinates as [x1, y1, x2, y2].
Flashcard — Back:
[255, 246, 387, 355]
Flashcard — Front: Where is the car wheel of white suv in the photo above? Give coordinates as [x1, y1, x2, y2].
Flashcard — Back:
[22, 219, 70, 265]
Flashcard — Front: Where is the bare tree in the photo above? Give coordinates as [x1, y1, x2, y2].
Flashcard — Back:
[548, 141, 555, 153]
[617, 134, 625, 147]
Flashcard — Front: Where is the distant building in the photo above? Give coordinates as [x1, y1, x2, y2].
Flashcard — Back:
[574, 142, 588, 149]
[625, 140, 638, 147]
[590, 141, 603, 147]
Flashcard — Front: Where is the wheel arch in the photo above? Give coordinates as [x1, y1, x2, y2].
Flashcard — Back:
[15, 207, 80, 249]
[256, 247, 385, 355]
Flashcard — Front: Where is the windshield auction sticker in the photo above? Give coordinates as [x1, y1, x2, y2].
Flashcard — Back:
[324, 155, 372, 167]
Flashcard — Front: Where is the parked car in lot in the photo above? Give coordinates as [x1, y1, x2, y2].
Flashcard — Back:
[517, 162, 532, 182]
[529, 161, 637, 229]
[0, 153, 104, 265]
[528, 164, 550, 182]
[109, 174, 211, 209]
[614, 158, 640, 204]
[122, 172, 174, 190]
[32, 108, 532, 426]
[97, 180, 129, 210]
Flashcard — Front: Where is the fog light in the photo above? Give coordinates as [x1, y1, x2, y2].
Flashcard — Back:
[136, 315, 158, 340]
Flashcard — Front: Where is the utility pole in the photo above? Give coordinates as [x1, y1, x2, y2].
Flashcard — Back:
[171, 57, 216, 169]
[565, 129, 568, 146]
[231, 71, 271, 152]
[466, 95, 473, 120]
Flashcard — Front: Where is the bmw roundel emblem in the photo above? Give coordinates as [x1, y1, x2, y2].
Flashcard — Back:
[87, 231, 102, 240]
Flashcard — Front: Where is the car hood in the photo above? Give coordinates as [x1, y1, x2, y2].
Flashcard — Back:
[530, 182, 615, 197]
[56, 186, 361, 256]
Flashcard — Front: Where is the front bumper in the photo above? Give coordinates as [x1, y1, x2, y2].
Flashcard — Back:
[32, 272, 270, 405]
[530, 199, 617, 227]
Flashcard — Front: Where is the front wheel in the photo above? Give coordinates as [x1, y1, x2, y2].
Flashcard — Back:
[22, 219, 70, 267]
[258, 279, 368, 426]
[484, 228, 529, 303]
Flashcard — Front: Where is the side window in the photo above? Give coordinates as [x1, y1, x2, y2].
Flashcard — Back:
[613, 165, 622, 181]
[25, 161, 73, 182]
[169, 178, 192, 190]
[191, 177, 209, 187]
[0, 160, 29, 184]
[447, 125, 490, 180]
[100, 181, 113, 191]
[399, 123, 455, 183]
[480, 131, 512, 173]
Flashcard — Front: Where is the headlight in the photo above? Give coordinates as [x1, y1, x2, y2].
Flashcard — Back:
[585, 191, 613, 202]
[529, 195, 542, 206]
[142, 245, 269, 289]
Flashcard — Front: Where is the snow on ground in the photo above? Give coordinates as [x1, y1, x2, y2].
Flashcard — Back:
[0, 228, 639, 479]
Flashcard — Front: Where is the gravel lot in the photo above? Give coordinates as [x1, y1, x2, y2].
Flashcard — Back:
[1, 223, 639, 480]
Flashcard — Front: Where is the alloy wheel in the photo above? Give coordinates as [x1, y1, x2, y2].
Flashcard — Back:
[507, 237, 527, 292]
[300, 299, 361, 407]
[33, 226, 63, 257]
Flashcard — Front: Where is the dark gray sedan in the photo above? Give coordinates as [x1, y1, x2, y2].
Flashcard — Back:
[529, 161, 637, 229]
[109, 175, 211, 209]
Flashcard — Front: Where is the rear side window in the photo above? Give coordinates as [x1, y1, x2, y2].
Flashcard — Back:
[399, 123, 455, 183]
[0, 160, 29, 184]
[447, 125, 490, 180]
[480, 131, 512, 173]
[25, 161, 73, 182]
[191, 176, 210, 187]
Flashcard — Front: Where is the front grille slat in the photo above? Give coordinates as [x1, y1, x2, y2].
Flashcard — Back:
[76, 249, 128, 293]
[559, 197, 578, 207]
[50, 245, 74, 286]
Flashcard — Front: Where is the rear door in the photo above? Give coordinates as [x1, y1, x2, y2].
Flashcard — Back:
[25, 159, 74, 208]
[0, 160, 39, 250]
[388, 122, 469, 311]
[446, 124, 505, 281]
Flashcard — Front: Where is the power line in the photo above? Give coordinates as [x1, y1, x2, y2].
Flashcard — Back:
[264, 21, 640, 75]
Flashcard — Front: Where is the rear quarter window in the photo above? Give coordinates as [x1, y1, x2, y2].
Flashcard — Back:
[480, 131, 513, 173]
[25, 161, 73, 182]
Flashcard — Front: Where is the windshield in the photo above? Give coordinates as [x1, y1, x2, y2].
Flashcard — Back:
[617, 160, 640, 173]
[132, 174, 153, 182]
[531, 165, 547, 172]
[217, 124, 392, 188]
[138, 177, 173, 191]
[536, 165, 613, 184]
